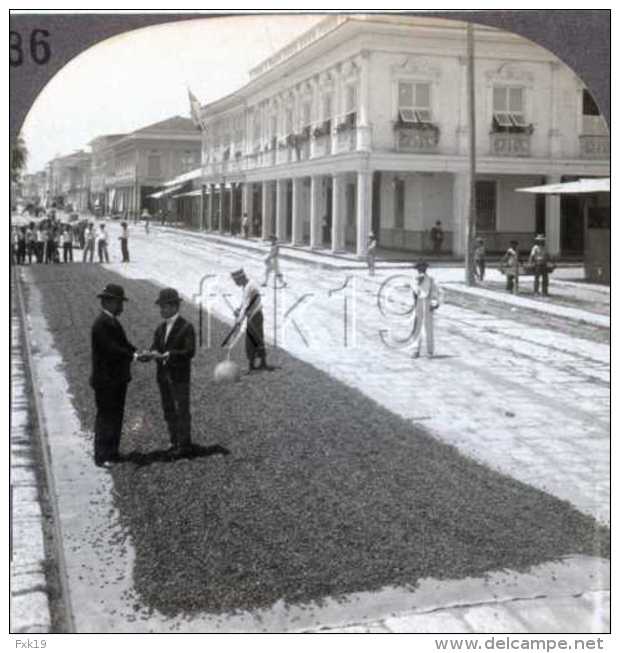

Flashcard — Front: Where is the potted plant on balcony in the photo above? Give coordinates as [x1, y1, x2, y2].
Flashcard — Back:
[312, 120, 331, 139]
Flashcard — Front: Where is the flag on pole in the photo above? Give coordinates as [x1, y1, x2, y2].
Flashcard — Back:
[188, 88, 206, 131]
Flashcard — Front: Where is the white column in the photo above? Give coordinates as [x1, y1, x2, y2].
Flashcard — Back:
[331, 173, 345, 252]
[218, 183, 224, 231]
[357, 50, 372, 151]
[275, 178, 287, 241]
[356, 169, 372, 258]
[545, 174, 561, 256]
[261, 180, 271, 239]
[452, 172, 469, 257]
[291, 177, 303, 246]
[309, 175, 322, 248]
[548, 63, 562, 159]
[242, 182, 253, 222]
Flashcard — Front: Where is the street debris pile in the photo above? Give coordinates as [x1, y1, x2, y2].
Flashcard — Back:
[29, 265, 610, 616]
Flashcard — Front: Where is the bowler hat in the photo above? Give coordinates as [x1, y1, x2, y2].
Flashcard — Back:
[97, 284, 128, 302]
[535, 234, 546, 242]
[155, 287, 182, 305]
[231, 268, 246, 280]
[414, 261, 429, 272]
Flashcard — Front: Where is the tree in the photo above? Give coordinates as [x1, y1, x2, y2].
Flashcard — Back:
[11, 134, 28, 183]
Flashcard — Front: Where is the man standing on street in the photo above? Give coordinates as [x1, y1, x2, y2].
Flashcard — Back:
[430, 221, 444, 255]
[529, 234, 551, 296]
[501, 240, 520, 294]
[97, 223, 110, 263]
[147, 288, 196, 458]
[90, 284, 137, 467]
[411, 261, 441, 359]
[232, 268, 271, 373]
[261, 236, 286, 288]
[119, 221, 130, 262]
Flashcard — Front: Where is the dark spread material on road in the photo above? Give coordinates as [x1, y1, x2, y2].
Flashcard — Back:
[27, 265, 609, 616]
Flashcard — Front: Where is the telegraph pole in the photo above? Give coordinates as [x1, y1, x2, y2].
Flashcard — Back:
[466, 22, 477, 286]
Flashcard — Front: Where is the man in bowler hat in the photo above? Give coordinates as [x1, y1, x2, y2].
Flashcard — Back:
[90, 284, 137, 467]
[146, 288, 196, 457]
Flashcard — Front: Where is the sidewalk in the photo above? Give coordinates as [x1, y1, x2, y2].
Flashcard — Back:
[10, 294, 52, 633]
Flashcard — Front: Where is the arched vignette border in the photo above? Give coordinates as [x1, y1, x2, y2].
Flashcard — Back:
[9, 10, 610, 144]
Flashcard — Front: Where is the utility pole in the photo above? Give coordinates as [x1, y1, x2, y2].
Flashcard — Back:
[466, 22, 477, 286]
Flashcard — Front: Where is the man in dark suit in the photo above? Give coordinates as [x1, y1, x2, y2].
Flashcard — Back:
[90, 283, 137, 467]
[147, 288, 196, 458]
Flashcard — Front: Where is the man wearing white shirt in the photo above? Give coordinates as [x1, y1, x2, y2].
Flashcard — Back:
[411, 261, 441, 359]
[97, 223, 110, 263]
[232, 268, 270, 372]
[147, 288, 196, 457]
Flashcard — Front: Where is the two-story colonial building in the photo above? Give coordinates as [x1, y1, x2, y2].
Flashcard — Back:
[100, 116, 202, 217]
[193, 14, 609, 257]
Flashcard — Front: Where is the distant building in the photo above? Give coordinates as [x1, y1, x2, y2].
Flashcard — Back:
[193, 14, 609, 257]
[89, 134, 126, 214]
[98, 116, 202, 218]
[20, 170, 47, 205]
[46, 151, 91, 211]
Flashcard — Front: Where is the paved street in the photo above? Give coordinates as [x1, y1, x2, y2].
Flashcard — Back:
[110, 223, 610, 525]
[14, 220, 610, 632]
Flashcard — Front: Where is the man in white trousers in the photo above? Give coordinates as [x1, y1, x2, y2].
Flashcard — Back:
[411, 261, 440, 359]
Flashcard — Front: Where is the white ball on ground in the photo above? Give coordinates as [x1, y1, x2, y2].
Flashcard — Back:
[214, 360, 242, 383]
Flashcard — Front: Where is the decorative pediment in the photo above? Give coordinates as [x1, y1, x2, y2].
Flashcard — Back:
[341, 59, 359, 78]
[486, 62, 534, 85]
[391, 56, 441, 81]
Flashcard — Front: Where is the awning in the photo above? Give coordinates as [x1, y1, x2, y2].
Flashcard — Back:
[172, 189, 204, 199]
[516, 177, 610, 195]
[147, 184, 184, 199]
[163, 167, 203, 187]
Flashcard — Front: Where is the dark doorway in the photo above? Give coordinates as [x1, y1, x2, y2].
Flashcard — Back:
[252, 185, 262, 237]
[324, 178, 333, 247]
[372, 172, 381, 243]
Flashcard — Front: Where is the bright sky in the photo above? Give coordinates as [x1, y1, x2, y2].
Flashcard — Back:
[21, 14, 323, 173]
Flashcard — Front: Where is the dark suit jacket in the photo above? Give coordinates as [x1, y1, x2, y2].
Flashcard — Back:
[150, 315, 196, 383]
[90, 312, 136, 389]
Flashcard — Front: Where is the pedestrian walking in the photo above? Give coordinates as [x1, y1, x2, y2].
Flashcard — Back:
[474, 237, 486, 281]
[45, 226, 58, 264]
[231, 268, 271, 373]
[261, 236, 286, 287]
[141, 208, 151, 234]
[119, 221, 130, 262]
[83, 223, 95, 262]
[61, 226, 74, 263]
[430, 220, 444, 255]
[411, 261, 441, 359]
[367, 232, 377, 276]
[500, 240, 520, 294]
[11, 227, 19, 265]
[241, 213, 249, 239]
[89, 284, 137, 467]
[529, 234, 551, 296]
[34, 223, 44, 263]
[145, 288, 196, 458]
[97, 223, 110, 263]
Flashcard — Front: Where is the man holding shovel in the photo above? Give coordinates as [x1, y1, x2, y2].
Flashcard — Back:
[230, 268, 271, 373]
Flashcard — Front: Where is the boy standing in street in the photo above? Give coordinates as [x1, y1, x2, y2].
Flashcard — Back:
[262, 236, 286, 287]
[501, 240, 520, 294]
[474, 237, 486, 281]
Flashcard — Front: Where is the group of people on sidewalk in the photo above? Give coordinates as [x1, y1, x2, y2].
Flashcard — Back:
[11, 215, 132, 265]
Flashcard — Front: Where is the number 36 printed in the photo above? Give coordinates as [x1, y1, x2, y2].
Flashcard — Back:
[10, 30, 51, 66]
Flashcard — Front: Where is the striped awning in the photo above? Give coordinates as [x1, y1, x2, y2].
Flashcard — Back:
[516, 178, 610, 195]
[147, 184, 184, 199]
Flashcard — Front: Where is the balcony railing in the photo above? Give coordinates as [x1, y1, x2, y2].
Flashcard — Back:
[394, 126, 439, 153]
[579, 135, 610, 160]
[490, 132, 531, 157]
[335, 128, 357, 154]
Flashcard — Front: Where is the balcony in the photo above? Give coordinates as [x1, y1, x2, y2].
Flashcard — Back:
[490, 132, 531, 157]
[334, 127, 357, 154]
[579, 135, 610, 160]
[312, 134, 332, 158]
[394, 125, 439, 153]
